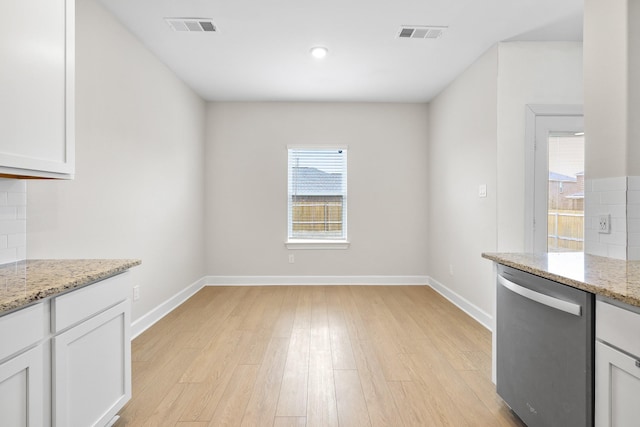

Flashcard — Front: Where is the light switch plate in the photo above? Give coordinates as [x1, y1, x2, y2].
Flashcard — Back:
[479, 184, 487, 198]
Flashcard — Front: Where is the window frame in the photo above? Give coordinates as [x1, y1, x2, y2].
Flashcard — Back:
[285, 145, 350, 250]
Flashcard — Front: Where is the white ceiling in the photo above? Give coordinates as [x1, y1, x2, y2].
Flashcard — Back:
[98, 0, 583, 102]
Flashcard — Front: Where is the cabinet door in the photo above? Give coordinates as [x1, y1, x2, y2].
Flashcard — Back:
[0, 345, 44, 427]
[0, 0, 74, 178]
[595, 341, 640, 427]
[53, 300, 131, 427]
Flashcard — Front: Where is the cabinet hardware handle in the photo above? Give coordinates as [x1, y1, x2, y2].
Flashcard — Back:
[636, 360, 640, 368]
[497, 275, 582, 316]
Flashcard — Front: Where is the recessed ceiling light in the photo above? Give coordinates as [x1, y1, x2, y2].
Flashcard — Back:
[310, 46, 329, 59]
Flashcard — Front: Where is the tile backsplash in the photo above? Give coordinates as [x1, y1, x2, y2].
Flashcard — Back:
[584, 176, 628, 260]
[584, 176, 640, 261]
[0, 179, 26, 265]
[628, 176, 640, 261]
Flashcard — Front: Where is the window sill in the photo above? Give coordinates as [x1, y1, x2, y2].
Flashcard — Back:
[285, 240, 350, 250]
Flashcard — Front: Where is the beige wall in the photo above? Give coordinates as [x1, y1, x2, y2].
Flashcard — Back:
[497, 42, 583, 252]
[428, 46, 499, 317]
[26, 0, 207, 321]
[205, 102, 429, 277]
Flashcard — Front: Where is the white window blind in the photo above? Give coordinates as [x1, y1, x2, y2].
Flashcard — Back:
[288, 147, 347, 241]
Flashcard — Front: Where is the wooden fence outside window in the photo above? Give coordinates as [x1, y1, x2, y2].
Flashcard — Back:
[547, 209, 584, 252]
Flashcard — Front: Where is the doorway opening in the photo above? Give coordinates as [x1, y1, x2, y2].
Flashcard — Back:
[524, 105, 584, 253]
[547, 131, 585, 252]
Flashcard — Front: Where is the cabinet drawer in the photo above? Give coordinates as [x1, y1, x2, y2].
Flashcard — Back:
[596, 299, 640, 357]
[0, 303, 45, 362]
[52, 271, 129, 333]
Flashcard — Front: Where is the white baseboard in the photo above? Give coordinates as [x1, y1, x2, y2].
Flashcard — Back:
[129, 274, 491, 341]
[428, 276, 493, 331]
[204, 275, 429, 286]
[131, 276, 207, 339]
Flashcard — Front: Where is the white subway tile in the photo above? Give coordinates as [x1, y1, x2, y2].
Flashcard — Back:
[7, 233, 26, 249]
[628, 190, 640, 205]
[584, 194, 597, 210]
[628, 246, 640, 261]
[0, 235, 7, 249]
[16, 246, 26, 261]
[607, 244, 628, 260]
[585, 229, 599, 243]
[592, 176, 628, 192]
[0, 207, 17, 220]
[0, 193, 7, 206]
[0, 179, 26, 193]
[629, 204, 640, 219]
[629, 232, 640, 246]
[595, 204, 626, 218]
[16, 206, 26, 220]
[585, 241, 608, 257]
[584, 179, 593, 192]
[0, 247, 18, 265]
[628, 176, 640, 191]
[7, 192, 26, 207]
[600, 190, 627, 205]
[611, 216, 627, 233]
[627, 219, 640, 233]
[0, 220, 25, 235]
[600, 231, 627, 246]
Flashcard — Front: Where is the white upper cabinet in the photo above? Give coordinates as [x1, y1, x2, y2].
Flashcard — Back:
[0, 0, 74, 179]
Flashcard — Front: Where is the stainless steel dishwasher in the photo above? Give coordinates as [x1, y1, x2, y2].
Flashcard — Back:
[496, 265, 594, 427]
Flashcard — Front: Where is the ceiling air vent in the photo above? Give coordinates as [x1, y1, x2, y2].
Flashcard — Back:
[398, 26, 447, 39]
[165, 18, 217, 32]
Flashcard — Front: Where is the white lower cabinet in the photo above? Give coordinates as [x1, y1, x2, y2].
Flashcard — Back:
[595, 341, 640, 427]
[595, 298, 640, 427]
[0, 302, 45, 427]
[53, 300, 131, 427]
[0, 345, 44, 427]
[0, 271, 132, 427]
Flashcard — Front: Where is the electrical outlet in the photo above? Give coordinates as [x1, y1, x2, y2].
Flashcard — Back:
[598, 214, 611, 234]
[133, 285, 140, 301]
[288, 254, 295, 264]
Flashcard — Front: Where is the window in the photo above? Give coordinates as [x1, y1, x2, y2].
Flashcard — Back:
[287, 147, 348, 248]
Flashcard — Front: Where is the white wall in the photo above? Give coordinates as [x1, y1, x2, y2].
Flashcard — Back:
[428, 42, 583, 320]
[496, 42, 583, 252]
[630, 0, 640, 177]
[582, 0, 640, 260]
[205, 102, 429, 278]
[584, 0, 628, 179]
[26, 0, 207, 321]
[428, 46, 498, 319]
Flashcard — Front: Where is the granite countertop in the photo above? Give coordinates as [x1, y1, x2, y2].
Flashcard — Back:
[482, 252, 640, 307]
[0, 259, 142, 316]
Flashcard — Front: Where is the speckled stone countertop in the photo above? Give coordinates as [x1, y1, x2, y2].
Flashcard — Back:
[0, 259, 141, 316]
[482, 252, 640, 307]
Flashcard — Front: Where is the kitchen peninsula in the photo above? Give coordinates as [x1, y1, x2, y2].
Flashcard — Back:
[484, 252, 640, 427]
[0, 259, 141, 427]
[482, 252, 640, 307]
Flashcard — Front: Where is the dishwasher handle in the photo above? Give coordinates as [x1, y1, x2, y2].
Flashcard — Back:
[498, 275, 582, 317]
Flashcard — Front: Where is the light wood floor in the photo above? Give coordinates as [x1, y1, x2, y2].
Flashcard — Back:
[116, 286, 525, 427]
